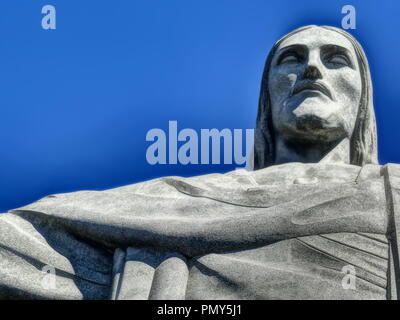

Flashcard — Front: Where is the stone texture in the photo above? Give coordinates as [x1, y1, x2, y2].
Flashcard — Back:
[0, 162, 397, 299]
[148, 254, 188, 300]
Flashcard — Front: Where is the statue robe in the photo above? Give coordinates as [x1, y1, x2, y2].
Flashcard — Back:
[1, 162, 400, 300]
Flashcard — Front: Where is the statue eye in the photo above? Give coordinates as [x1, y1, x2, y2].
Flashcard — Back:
[326, 54, 350, 66]
[279, 54, 300, 65]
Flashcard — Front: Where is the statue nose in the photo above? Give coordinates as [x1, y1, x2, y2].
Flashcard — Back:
[303, 65, 322, 80]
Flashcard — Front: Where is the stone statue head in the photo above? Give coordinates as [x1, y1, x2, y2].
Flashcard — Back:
[253, 25, 378, 170]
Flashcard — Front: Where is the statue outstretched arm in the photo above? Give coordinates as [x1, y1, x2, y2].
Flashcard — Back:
[0, 163, 395, 299]
[7, 165, 388, 257]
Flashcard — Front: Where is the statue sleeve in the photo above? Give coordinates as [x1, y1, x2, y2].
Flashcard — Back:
[0, 210, 112, 299]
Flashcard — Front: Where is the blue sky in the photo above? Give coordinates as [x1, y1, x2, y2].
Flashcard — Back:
[0, 0, 399, 211]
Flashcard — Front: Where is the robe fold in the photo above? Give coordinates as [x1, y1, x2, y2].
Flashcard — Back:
[1, 162, 400, 300]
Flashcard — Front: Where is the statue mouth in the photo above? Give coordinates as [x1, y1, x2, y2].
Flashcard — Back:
[292, 82, 333, 100]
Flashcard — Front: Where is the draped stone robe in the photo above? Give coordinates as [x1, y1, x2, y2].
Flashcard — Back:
[1, 162, 400, 300]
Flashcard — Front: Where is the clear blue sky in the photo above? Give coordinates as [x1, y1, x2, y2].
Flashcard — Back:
[0, 0, 399, 211]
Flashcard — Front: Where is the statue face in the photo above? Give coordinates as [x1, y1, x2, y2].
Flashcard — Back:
[268, 27, 362, 143]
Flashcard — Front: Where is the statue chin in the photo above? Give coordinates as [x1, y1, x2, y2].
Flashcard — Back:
[275, 98, 348, 143]
[276, 114, 347, 144]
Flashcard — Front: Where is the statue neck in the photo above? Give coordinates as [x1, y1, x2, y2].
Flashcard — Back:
[274, 136, 351, 165]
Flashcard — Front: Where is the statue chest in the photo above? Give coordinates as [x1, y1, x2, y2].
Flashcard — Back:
[186, 232, 389, 300]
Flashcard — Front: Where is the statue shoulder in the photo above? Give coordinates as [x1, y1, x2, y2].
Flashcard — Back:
[381, 163, 400, 214]
[381, 163, 400, 195]
[382, 163, 400, 179]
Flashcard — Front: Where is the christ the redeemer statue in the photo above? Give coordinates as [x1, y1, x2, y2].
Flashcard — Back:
[1, 25, 399, 300]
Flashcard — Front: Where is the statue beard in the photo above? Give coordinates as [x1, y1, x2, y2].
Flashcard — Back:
[275, 112, 352, 145]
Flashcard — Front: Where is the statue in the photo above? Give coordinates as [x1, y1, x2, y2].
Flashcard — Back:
[1, 25, 399, 300]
